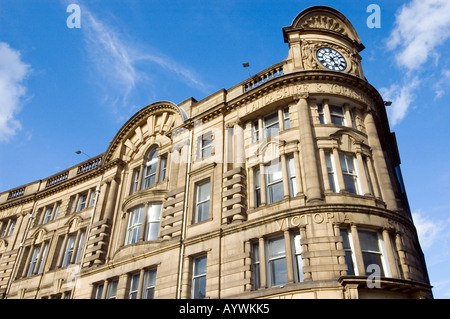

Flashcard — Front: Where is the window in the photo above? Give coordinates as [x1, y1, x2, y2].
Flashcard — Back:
[254, 167, 261, 208]
[329, 105, 346, 126]
[143, 149, 158, 189]
[192, 256, 207, 299]
[95, 283, 104, 299]
[251, 243, 261, 290]
[88, 189, 96, 208]
[283, 107, 291, 129]
[27, 246, 41, 277]
[339, 153, 361, 195]
[42, 207, 53, 224]
[53, 202, 61, 220]
[317, 104, 325, 124]
[359, 230, 388, 277]
[194, 180, 210, 223]
[76, 193, 87, 212]
[26, 242, 48, 277]
[292, 233, 304, 283]
[145, 203, 162, 241]
[252, 120, 259, 143]
[106, 280, 118, 299]
[125, 206, 144, 245]
[340, 228, 357, 275]
[129, 273, 140, 299]
[130, 167, 140, 195]
[267, 236, 287, 287]
[263, 112, 279, 138]
[265, 160, 283, 204]
[199, 132, 213, 159]
[143, 268, 157, 299]
[159, 155, 167, 182]
[287, 156, 297, 197]
[1, 218, 16, 237]
[62, 234, 76, 267]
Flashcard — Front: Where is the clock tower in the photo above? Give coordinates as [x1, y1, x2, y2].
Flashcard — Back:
[283, 6, 365, 79]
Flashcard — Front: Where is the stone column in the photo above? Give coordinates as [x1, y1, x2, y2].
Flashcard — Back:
[234, 121, 245, 168]
[258, 237, 267, 289]
[280, 154, 290, 198]
[296, 94, 322, 203]
[284, 231, 294, 283]
[364, 111, 398, 210]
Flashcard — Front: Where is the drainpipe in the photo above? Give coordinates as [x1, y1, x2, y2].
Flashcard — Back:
[176, 129, 193, 299]
[4, 180, 42, 299]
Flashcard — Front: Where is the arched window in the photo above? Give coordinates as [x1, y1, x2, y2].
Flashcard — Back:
[142, 148, 158, 189]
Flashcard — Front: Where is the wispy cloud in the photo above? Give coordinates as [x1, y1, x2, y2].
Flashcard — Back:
[382, 0, 450, 126]
[78, 3, 209, 114]
[0, 42, 31, 143]
[412, 210, 444, 249]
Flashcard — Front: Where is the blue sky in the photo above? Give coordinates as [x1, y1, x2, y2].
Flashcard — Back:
[0, 0, 449, 298]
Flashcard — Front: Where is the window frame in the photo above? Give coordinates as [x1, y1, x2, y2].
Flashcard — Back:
[194, 180, 211, 224]
[142, 268, 157, 299]
[265, 160, 284, 205]
[192, 255, 207, 299]
[142, 148, 159, 189]
[125, 206, 144, 245]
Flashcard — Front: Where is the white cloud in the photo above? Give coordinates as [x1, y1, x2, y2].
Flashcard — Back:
[0, 42, 31, 143]
[379, 77, 419, 126]
[412, 211, 444, 249]
[388, 0, 450, 73]
[382, 0, 450, 126]
[80, 5, 209, 110]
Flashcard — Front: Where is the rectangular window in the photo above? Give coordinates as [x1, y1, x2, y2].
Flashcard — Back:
[53, 202, 61, 220]
[95, 283, 104, 299]
[317, 104, 326, 124]
[159, 155, 167, 182]
[129, 273, 140, 299]
[292, 232, 304, 282]
[358, 230, 388, 277]
[340, 228, 357, 275]
[200, 132, 213, 159]
[125, 206, 144, 245]
[192, 256, 207, 299]
[37, 242, 49, 275]
[145, 203, 162, 241]
[329, 105, 346, 126]
[131, 168, 140, 194]
[325, 151, 338, 192]
[283, 107, 291, 129]
[251, 243, 260, 290]
[252, 120, 259, 142]
[263, 112, 279, 138]
[76, 193, 87, 212]
[194, 180, 210, 223]
[143, 268, 157, 299]
[88, 189, 96, 208]
[254, 166, 261, 208]
[74, 231, 86, 264]
[265, 160, 283, 204]
[287, 156, 297, 197]
[339, 153, 361, 195]
[62, 234, 76, 267]
[27, 246, 41, 277]
[7, 219, 16, 237]
[43, 207, 53, 224]
[106, 280, 118, 299]
[266, 236, 287, 287]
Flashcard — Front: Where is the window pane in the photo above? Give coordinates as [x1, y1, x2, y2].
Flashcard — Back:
[95, 284, 104, 299]
[269, 258, 287, 286]
[130, 273, 140, 299]
[340, 229, 350, 249]
[107, 280, 118, 299]
[269, 237, 285, 259]
[143, 269, 157, 299]
[362, 253, 385, 277]
[264, 112, 279, 137]
[197, 181, 210, 202]
[159, 156, 167, 182]
[193, 276, 206, 299]
[345, 251, 355, 275]
[267, 182, 283, 204]
[359, 231, 380, 252]
[194, 256, 207, 276]
[283, 108, 291, 129]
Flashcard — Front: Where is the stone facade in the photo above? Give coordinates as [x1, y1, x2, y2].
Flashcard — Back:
[0, 6, 432, 299]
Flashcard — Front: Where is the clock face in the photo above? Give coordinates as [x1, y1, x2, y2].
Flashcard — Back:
[316, 47, 347, 71]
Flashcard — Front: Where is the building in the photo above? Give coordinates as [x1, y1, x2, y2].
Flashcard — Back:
[0, 6, 432, 299]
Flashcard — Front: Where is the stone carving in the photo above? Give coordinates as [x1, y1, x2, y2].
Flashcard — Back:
[300, 15, 350, 38]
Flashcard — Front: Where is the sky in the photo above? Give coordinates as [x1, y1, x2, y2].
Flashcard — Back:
[0, 0, 449, 298]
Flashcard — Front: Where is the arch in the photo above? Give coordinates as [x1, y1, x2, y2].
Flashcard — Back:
[283, 6, 364, 50]
[104, 101, 189, 163]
